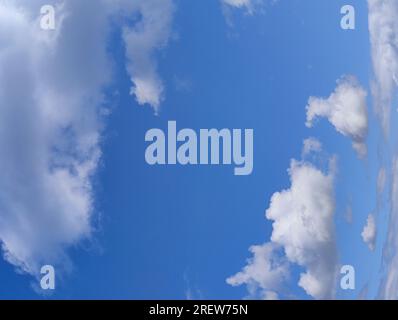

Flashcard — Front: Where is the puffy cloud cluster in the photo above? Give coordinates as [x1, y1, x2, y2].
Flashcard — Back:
[306, 76, 368, 158]
[228, 147, 338, 299]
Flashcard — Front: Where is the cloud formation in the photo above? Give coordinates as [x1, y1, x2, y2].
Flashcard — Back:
[227, 243, 289, 300]
[306, 76, 368, 158]
[302, 137, 322, 157]
[228, 147, 338, 299]
[368, 0, 398, 134]
[120, 0, 174, 113]
[379, 158, 398, 299]
[0, 0, 173, 276]
[361, 214, 377, 251]
[221, 0, 255, 12]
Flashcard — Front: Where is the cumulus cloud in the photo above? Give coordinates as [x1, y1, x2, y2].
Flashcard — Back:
[306, 76, 368, 158]
[361, 214, 377, 251]
[377, 167, 387, 196]
[120, 0, 174, 113]
[368, 0, 398, 134]
[0, 0, 173, 277]
[0, 0, 112, 275]
[228, 151, 338, 299]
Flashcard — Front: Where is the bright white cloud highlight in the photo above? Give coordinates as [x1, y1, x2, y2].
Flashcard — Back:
[302, 137, 322, 157]
[379, 159, 398, 299]
[306, 76, 368, 158]
[368, 0, 398, 134]
[228, 150, 338, 299]
[361, 214, 377, 251]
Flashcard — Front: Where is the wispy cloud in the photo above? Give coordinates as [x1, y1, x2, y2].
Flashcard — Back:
[228, 143, 338, 299]
[368, 0, 398, 134]
[0, 0, 174, 277]
[119, 0, 174, 113]
[221, 0, 257, 13]
[378, 158, 398, 299]
[361, 214, 377, 251]
[306, 76, 368, 158]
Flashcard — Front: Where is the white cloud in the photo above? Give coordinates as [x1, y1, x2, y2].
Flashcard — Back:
[226, 243, 289, 299]
[368, 0, 398, 134]
[0, 0, 173, 277]
[120, 0, 174, 113]
[306, 76, 368, 158]
[222, 0, 255, 12]
[228, 154, 338, 299]
[263, 290, 279, 300]
[361, 214, 377, 251]
[267, 159, 338, 299]
[379, 158, 398, 299]
[377, 167, 387, 196]
[0, 0, 112, 275]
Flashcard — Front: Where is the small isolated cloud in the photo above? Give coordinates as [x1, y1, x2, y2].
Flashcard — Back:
[121, 0, 175, 113]
[361, 214, 377, 251]
[302, 137, 322, 157]
[228, 151, 338, 300]
[368, 0, 398, 134]
[306, 76, 368, 158]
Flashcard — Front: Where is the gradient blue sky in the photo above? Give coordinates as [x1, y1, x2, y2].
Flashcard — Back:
[0, 0, 395, 300]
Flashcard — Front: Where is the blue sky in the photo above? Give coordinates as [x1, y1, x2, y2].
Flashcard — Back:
[0, 0, 397, 300]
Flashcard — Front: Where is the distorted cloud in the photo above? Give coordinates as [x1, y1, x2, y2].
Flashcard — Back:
[361, 214, 377, 251]
[228, 143, 338, 299]
[0, 0, 173, 277]
[306, 76, 368, 158]
[368, 0, 398, 134]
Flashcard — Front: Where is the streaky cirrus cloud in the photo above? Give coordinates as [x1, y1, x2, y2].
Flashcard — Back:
[378, 158, 398, 299]
[305, 76, 368, 158]
[368, 0, 398, 135]
[228, 142, 338, 299]
[302, 137, 322, 158]
[361, 214, 377, 251]
[0, 0, 173, 277]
